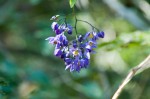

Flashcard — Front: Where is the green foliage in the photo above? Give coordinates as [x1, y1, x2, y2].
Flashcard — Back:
[0, 0, 150, 99]
[69, 0, 77, 8]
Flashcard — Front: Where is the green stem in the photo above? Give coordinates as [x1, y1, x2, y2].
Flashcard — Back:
[77, 19, 100, 32]
[73, 6, 78, 40]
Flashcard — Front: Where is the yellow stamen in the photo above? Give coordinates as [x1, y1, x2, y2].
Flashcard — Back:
[73, 50, 79, 56]
[89, 33, 94, 38]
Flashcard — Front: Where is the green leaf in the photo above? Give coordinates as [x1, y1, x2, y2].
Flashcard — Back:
[69, 0, 77, 8]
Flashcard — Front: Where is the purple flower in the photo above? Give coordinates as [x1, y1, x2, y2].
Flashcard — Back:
[69, 47, 82, 58]
[85, 40, 97, 51]
[97, 31, 104, 38]
[65, 58, 80, 72]
[70, 64, 75, 72]
[63, 40, 68, 46]
[59, 33, 66, 42]
[83, 32, 90, 40]
[46, 33, 68, 46]
[83, 58, 89, 67]
[64, 57, 89, 72]
[65, 64, 72, 70]
[55, 29, 61, 35]
[54, 48, 63, 57]
[92, 32, 99, 41]
[61, 53, 66, 59]
[51, 22, 68, 35]
[80, 59, 85, 68]
[45, 37, 57, 45]
[80, 58, 89, 68]
[64, 58, 72, 65]
[83, 31, 99, 41]
[79, 43, 86, 49]
[66, 24, 73, 35]
[72, 40, 78, 48]
[46, 15, 105, 72]
[51, 22, 59, 30]
[78, 35, 83, 42]
[84, 50, 90, 59]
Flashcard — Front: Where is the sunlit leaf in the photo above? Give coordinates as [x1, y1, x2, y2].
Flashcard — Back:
[69, 0, 77, 8]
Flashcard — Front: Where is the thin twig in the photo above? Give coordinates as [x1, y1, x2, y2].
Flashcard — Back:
[112, 55, 150, 99]
[74, 16, 78, 39]
[77, 19, 100, 32]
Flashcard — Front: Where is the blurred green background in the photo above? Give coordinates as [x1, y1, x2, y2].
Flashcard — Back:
[0, 0, 150, 99]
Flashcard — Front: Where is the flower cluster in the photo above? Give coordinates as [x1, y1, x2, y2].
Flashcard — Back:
[46, 15, 104, 72]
